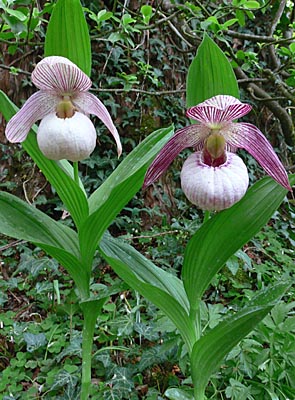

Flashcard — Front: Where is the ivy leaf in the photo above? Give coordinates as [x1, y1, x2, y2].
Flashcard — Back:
[23, 332, 47, 352]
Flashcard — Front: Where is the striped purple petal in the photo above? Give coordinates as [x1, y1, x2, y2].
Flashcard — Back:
[226, 122, 291, 191]
[143, 124, 209, 188]
[5, 91, 59, 142]
[74, 92, 122, 157]
[187, 95, 252, 125]
[32, 56, 91, 94]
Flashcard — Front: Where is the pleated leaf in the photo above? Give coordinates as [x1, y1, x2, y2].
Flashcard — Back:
[0, 90, 89, 229]
[100, 234, 196, 352]
[100, 233, 189, 312]
[0, 191, 89, 297]
[186, 33, 239, 108]
[0, 191, 78, 253]
[40, 244, 89, 298]
[79, 126, 174, 271]
[191, 282, 290, 393]
[45, 0, 91, 75]
[182, 174, 294, 310]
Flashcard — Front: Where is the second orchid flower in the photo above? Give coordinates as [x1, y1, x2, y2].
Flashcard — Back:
[144, 95, 291, 211]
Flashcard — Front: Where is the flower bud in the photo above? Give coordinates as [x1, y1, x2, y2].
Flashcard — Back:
[181, 151, 249, 211]
[37, 112, 96, 161]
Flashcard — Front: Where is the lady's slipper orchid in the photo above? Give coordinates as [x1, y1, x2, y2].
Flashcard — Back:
[144, 95, 291, 211]
[5, 56, 121, 162]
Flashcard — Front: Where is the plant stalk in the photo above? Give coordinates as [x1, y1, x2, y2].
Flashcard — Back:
[80, 308, 97, 400]
[190, 301, 203, 399]
[194, 385, 206, 400]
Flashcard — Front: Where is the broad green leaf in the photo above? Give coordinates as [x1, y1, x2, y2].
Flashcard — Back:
[0, 191, 79, 254]
[45, 0, 91, 75]
[190, 282, 289, 393]
[79, 126, 174, 270]
[100, 234, 196, 352]
[182, 175, 295, 310]
[186, 33, 239, 108]
[0, 90, 89, 228]
[248, 281, 291, 308]
[80, 297, 108, 338]
[0, 191, 89, 297]
[80, 297, 108, 334]
[100, 233, 189, 312]
[41, 244, 89, 298]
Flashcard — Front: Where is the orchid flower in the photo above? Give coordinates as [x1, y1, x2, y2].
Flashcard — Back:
[144, 95, 291, 211]
[5, 56, 121, 162]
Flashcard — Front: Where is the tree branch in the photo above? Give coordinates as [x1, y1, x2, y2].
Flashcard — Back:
[235, 66, 294, 146]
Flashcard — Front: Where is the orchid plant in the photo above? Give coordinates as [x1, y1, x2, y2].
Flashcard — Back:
[0, 2, 294, 399]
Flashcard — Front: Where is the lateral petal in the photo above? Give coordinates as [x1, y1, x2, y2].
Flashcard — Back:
[32, 56, 92, 94]
[74, 92, 122, 157]
[5, 91, 58, 143]
[187, 95, 252, 125]
[143, 124, 209, 188]
[226, 122, 291, 190]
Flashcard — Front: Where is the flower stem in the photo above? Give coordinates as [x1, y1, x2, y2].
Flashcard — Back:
[80, 308, 97, 400]
[73, 161, 79, 186]
[203, 210, 211, 223]
[79, 298, 106, 400]
[194, 385, 206, 400]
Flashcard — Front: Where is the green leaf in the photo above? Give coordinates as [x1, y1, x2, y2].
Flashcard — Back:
[0, 191, 89, 297]
[186, 33, 239, 108]
[41, 244, 89, 298]
[236, 9, 246, 27]
[6, 9, 27, 21]
[0, 90, 89, 229]
[99, 234, 196, 352]
[23, 332, 47, 352]
[222, 18, 238, 29]
[182, 175, 295, 310]
[190, 282, 289, 393]
[165, 388, 194, 400]
[0, 191, 79, 254]
[244, 0, 260, 9]
[80, 297, 108, 328]
[45, 0, 91, 76]
[100, 233, 189, 312]
[141, 5, 153, 25]
[79, 126, 174, 270]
